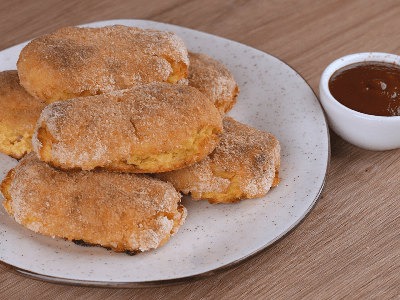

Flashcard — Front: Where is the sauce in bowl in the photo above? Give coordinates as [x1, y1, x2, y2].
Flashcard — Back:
[329, 61, 400, 116]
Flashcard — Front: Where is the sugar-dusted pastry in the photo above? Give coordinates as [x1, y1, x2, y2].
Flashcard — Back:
[156, 117, 280, 204]
[17, 25, 189, 104]
[1, 152, 187, 254]
[188, 52, 240, 114]
[0, 70, 46, 159]
[33, 83, 223, 173]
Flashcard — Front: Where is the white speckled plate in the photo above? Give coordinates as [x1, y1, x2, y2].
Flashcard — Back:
[0, 19, 329, 287]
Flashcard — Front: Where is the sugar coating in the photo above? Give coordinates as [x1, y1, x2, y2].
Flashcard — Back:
[1, 152, 187, 253]
[32, 83, 223, 172]
[188, 52, 240, 114]
[17, 25, 189, 102]
[156, 116, 281, 203]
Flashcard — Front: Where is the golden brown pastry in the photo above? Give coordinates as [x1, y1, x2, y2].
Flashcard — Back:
[32, 83, 223, 173]
[17, 25, 189, 104]
[1, 152, 187, 254]
[156, 116, 280, 204]
[188, 51, 240, 114]
[0, 70, 46, 159]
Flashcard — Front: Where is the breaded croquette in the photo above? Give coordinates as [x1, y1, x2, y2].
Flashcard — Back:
[1, 152, 187, 254]
[156, 117, 280, 204]
[188, 52, 240, 114]
[0, 70, 46, 159]
[32, 83, 223, 173]
[17, 25, 189, 104]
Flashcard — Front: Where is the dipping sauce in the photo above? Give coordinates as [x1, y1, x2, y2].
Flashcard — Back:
[329, 61, 400, 116]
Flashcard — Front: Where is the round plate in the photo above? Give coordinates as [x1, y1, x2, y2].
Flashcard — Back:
[0, 19, 329, 287]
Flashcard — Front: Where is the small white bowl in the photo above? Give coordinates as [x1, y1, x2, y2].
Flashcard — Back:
[319, 52, 400, 151]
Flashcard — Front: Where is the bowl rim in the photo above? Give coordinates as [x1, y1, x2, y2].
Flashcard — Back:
[319, 52, 400, 121]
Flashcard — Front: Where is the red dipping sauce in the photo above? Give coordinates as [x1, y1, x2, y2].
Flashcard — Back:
[328, 61, 400, 116]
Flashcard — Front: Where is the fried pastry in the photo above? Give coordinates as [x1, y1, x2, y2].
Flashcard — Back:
[1, 152, 187, 254]
[0, 70, 46, 159]
[32, 83, 223, 173]
[17, 25, 189, 104]
[156, 116, 280, 204]
[188, 52, 240, 114]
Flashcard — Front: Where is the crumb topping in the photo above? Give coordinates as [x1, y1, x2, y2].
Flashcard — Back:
[32, 83, 223, 171]
[2, 152, 187, 252]
[17, 25, 189, 102]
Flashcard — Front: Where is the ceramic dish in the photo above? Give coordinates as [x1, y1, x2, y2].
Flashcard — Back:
[0, 19, 329, 287]
[320, 52, 400, 151]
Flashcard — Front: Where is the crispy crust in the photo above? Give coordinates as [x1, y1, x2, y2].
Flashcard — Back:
[156, 117, 280, 204]
[32, 83, 223, 172]
[17, 25, 189, 103]
[0, 70, 46, 159]
[188, 52, 239, 114]
[1, 152, 187, 253]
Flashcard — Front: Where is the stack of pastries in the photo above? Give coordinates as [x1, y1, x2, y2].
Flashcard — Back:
[0, 25, 280, 254]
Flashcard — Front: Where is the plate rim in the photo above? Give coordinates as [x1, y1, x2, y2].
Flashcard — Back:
[0, 18, 330, 288]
